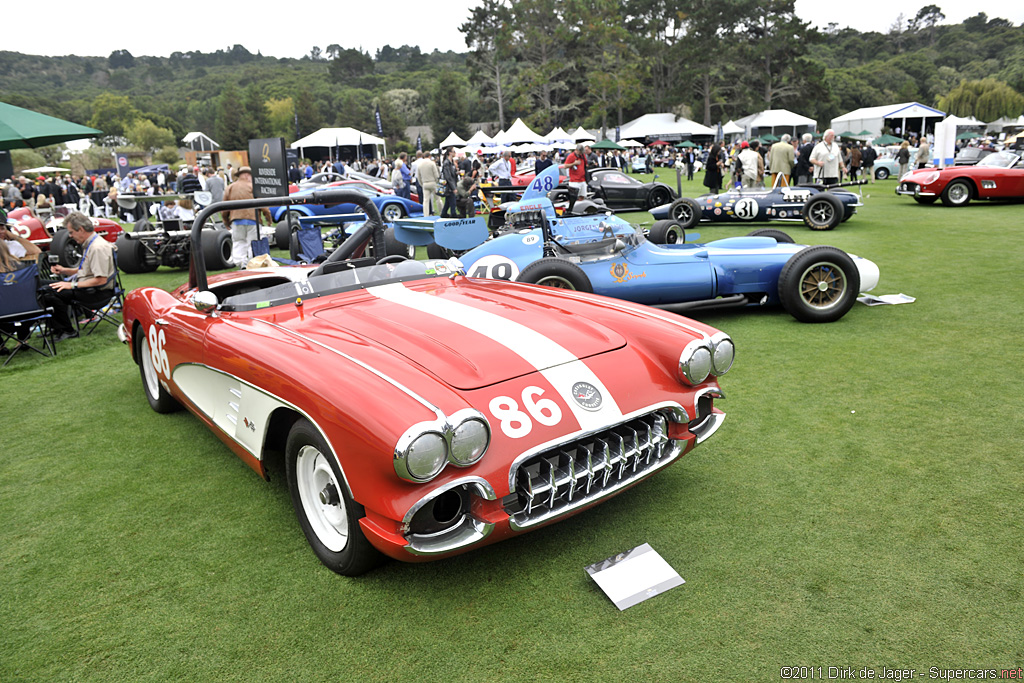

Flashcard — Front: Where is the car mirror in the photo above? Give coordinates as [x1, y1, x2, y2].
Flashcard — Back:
[612, 238, 626, 253]
[194, 290, 218, 314]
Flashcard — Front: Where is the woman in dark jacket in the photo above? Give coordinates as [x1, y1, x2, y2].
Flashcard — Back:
[703, 143, 724, 193]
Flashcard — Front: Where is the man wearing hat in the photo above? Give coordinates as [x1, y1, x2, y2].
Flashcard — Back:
[222, 166, 271, 268]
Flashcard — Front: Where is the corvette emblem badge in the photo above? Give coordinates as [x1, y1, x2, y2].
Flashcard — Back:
[571, 381, 602, 411]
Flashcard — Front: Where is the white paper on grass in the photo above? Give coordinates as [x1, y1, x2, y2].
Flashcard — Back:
[857, 293, 916, 306]
[585, 543, 684, 610]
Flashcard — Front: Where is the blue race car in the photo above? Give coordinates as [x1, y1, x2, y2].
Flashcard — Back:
[649, 181, 865, 236]
[272, 183, 423, 226]
[456, 167, 880, 323]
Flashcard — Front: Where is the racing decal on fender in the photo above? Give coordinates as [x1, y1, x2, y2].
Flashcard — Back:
[571, 382, 602, 411]
[8, 223, 30, 239]
[368, 283, 623, 436]
[610, 262, 646, 284]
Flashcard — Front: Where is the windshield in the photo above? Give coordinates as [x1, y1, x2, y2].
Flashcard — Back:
[219, 259, 463, 311]
[595, 171, 642, 186]
[978, 151, 1021, 168]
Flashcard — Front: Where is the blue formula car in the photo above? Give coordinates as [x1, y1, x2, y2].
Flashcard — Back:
[272, 183, 423, 227]
[649, 181, 866, 237]
[455, 166, 880, 323]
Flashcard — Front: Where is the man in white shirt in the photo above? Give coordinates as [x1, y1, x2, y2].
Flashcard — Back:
[809, 129, 846, 185]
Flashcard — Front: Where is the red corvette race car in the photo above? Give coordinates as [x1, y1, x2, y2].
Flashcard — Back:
[6, 206, 123, 265]
[895, 150, 1024, 206]
[120, 190, 734, 575]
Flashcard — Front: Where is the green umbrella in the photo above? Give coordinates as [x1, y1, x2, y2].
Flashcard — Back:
[759, 133, 780, 142]
[675, 140, 697, 148]
[872, 134, 903, 145]
[857, 130, 872, 136]
[956, 131, 977, 140]
[0, 101, 102, 151]
[590, 139, 625, 151]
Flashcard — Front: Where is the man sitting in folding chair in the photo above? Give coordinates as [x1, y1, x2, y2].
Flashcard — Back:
[0, 242, 57, 364]
[40, 212, 116, 342]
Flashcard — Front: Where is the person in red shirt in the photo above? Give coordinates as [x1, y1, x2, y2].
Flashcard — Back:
[561, 144, 588, 198]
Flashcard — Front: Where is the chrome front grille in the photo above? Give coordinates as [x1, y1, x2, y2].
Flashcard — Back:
[505, 411, 682, 530]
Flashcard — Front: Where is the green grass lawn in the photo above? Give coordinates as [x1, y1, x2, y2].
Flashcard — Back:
[2, 177, 1023, 681]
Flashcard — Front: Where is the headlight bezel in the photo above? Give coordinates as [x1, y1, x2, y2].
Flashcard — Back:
[709, 332, 735, 376]
[394, 409, 491, 483]
[678, 339, 713, 386]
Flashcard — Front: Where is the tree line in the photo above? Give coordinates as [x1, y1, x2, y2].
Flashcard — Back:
[1, 1, 1021, 166]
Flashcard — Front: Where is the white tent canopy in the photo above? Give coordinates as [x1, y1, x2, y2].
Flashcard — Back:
[438, 131, 467, 148]
[570, 126, 595, 141]
[183, 131, 220, 151]
[986, 115, 1024, 131]
[545, 126, 573, 144]
[618, 113, 715, 141]
[734, 109, 816, 137]
[722, 120, 744, 135]
[943, 115, 985, 128]
[492, 118, 546, 145]
[291, 127, 384, 151]
[831, 102, 944, 138]
[465, 129, 494, 146]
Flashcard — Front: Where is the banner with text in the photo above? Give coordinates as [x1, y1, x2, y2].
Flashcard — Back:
[248, 137, 288, 199]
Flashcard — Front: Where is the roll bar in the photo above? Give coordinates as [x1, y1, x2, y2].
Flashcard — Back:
[188, 190, 386, 291]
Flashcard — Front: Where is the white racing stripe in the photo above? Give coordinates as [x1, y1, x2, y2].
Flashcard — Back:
[369, 283, 623, 431]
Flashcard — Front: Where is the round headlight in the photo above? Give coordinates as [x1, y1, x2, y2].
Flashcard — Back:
[450, 418, 489, 466]
[710, 333, 735, 376]
[405, 433, 448, 481]
[679, 341, 712, 386]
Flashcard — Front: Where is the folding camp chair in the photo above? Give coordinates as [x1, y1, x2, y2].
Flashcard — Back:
[71, 253, 125, 336]
[293, 223, 326, 262]
[0, 263, 57, 366]
[249, 237, 300, 267]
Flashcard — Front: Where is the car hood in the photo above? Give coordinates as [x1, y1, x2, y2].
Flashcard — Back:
[306, 281, 627, 391]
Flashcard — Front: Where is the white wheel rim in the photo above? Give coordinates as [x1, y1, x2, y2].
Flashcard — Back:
[296, 445, 349, 552]
[809, 201, 834, 225]
[140, 336, 161, 399]
[949, 184, 968, 203]
[384, 205, 401, 220]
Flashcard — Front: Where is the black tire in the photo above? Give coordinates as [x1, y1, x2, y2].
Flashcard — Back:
[137, 326, 180, 413]
[116, 235, 157, 273]
[647, 186, 672, 209]
[383, 226, 415, 258]
[875, 167, 890, 180]
[49, 229, 81, 268]
[649, 219, 686, 245]
[274, 220, 293, 250]
[913, 195, 938, 205]
[801, 193, 844, 231]
[381, 203, 405, 222]
[285, 419, 383, 576]
[940, 179, 972, 207]
[747, 228, 794, 243]
[778, 246, 860, 323]
[289, 230, 302, 261]
[667, 197, 702, 229]
[202, 229, 233, 271]
[426, 243, 448, 260]
[517, 258, 593, 293]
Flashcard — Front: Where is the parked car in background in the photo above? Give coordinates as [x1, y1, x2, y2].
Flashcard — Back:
[953, 146, 994, 166]
[896, 150, 1024, 206]
[587, 168, 677, 210]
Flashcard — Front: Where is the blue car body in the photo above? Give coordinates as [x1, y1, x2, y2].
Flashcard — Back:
[271, 185, 423, 223]
[456, 166, 879, 321]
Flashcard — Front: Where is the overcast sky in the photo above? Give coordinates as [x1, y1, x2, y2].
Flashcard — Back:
[6, 0, 1022, 60]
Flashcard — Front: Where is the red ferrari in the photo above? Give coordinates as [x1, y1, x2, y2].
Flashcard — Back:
[896, 151, 1024, 206]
